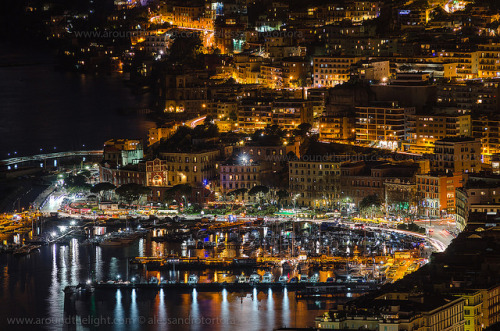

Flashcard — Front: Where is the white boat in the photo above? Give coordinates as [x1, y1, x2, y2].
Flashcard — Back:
[238, 274, 249, 283]
[249, 273, 261, 283]
[262, 272, 274, 283]
[278, 275, 288, 283]
[299, 275, 309, 283]
[188, 274, 198, 285]
[309, 274, 319, 283]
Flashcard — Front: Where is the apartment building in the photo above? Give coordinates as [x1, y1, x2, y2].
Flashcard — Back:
[432, 137, 482, 173]
[313, 56, 364, 87]
[355, 103, 415, 150]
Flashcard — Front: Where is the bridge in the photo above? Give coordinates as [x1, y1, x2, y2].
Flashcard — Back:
[0, 150, 103, 170]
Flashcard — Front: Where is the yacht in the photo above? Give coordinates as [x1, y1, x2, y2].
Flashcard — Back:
[237, 274, 249, 283]
[278, 275, 288, 283]
[309, 274, 319, 283]
[249, 273, 261, 283]
[262, 272, 274, 283]
[188, 274, 199, 285]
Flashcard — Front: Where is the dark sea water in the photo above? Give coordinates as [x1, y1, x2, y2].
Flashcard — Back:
[0, 43, 155, 158]
[0, 232, 340, 331]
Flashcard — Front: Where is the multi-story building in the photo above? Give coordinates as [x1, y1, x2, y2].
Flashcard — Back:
[455, 175, 500, 231]
[99, 163, 146, 187]
[260, 64, 283, 89]
[233, 53, 262, 84]
[355, 102, 415, 150]
[281, 57, 311, 87]
[313, 56, 364, 87]
[479, 285, 500, 328]
[271, 99, 314, 131]
[157, 70, 209, 116]
[148, 124, 178, 146]
[239, 140, 300, 170]
[432, 137, 482, 174]
[436, 81, 500, 113]
[345, 1, 381, 23]
[145, 149, 220, 199]
[451, 290, 483, 331]
[206, 100, 238, 121]
[143, 33, 171, 55]
[316, 292, 465, 330]
[103, 139, 143, 167]
[237, 98, 273, 132]
[472, 115, 500, 160]
[340, 161, 419, 206]
[219, 161, 263, 193]
[416, 172, 463, 218]
[237, 98, 313, 132]
[478, 43, 500, 78]
[409, 113, 471, 153]
[319, 116, 355, 142]
[355, 60, 390, 81]
[438, 51, 479, 80]
[289, 158, 342, 207]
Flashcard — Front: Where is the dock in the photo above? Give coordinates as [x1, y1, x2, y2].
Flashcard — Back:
[66, 281, 379, 294]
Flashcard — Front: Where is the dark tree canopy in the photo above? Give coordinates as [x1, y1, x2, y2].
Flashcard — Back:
[65, 175, 90, 191]
[115, 183, 151, 203]
[90, 182, 116, 194]
[227, 188, 248, 196]
[168, 33, 203, 65]
[359, 194, 382, 210]
[248, 185, 270, 196]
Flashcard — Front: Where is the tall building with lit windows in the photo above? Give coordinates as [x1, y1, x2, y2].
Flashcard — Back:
[478, 43, 500, 78]
[313, 56, 364, 87]
[355, 102, 415, 150]
[416, 172, 463, 218]
[432, 137, 482, 174]
[409, 113, 471, 153]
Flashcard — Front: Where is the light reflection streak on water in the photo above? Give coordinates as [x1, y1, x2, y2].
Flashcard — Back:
[95, 246, 103, 281]
[282, 288, 290, 327]
[191, 288, 200, 331]
[251, 288, 260, 330]
[70, 239, 78, 285]
[221, 288, 229, 331]
[267, 288, 274, 330]
[109, 257, 119, 280]
[130, 289, 139, 331]
[48, 244, 60, 330]
[157, 288, 167, 331]
[114, 289, 123, 331]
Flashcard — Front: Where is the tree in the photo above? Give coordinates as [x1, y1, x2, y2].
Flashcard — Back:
[168, 34, 203, 65]
[293, 123, 312, 137]
[115, 183, 151, 204]
[163, 184, 192, 205]
[227, 188, 248, 197]
[65, 175, 90, 192]
[248, 185, 270, 204]
[90, 182, 116, 201]
[248, 185, 270, 196]
[276, 189, 289, 208]
[359, 194, 381, 210]
[359, 195, 382, 218]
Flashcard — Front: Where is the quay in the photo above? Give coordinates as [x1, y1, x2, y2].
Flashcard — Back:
[65, 281, 379, 294]
[131, 255, 391, 270]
